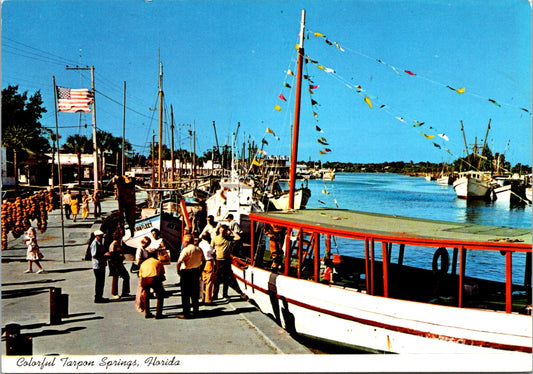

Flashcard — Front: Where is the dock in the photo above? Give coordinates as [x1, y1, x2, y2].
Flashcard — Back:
[1, 192, 310, 371]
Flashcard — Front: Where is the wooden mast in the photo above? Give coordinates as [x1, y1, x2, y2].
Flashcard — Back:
[158, 60, 164, 188]
[288, 9, 306, 210]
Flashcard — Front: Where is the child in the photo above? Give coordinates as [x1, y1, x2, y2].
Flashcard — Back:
[321, 257, 334, 284]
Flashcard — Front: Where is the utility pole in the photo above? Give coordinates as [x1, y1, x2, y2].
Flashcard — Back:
[66, 65, 98, 193]
[192, 121, 197, 179]
[122, 81, 126, 175]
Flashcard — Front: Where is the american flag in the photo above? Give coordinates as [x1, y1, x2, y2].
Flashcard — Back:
[56, 86, 93, 113]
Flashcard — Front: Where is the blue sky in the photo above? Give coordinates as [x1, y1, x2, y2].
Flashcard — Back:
[2, 0, 531, 166]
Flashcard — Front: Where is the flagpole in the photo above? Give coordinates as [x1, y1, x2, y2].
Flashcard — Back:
[90, 66, 99, 194]
[122, 81, 126, 176]
[288, 9, 306, 210]
[53, 76, 66, 264]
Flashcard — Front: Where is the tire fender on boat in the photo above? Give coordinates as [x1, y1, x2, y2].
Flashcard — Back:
[432, 247, 449, 275]
[220, 187, 229, 201]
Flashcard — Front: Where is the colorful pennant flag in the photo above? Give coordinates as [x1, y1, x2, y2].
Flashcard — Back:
[274, 105, 281, 112]
[488, 99, 501, 107]
[318, 137, 329, 145]
[316, 125, 323, 132]
[404, 70, 416, 76]
[420, 132, 435, 139]
[364, 96, 372, 108]
[278, 94, 287, 101]
[286, 69, 294, 76]
[283, 83, 292, 89]
[56, 86, 93, 113]
[438, 133, 450, 141]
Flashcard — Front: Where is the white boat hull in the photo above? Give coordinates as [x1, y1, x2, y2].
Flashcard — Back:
[269, 188, 310, 211]
[453, 176, 490, 199]
[123, 212, 182, 252]
[233, 264, 531, 355]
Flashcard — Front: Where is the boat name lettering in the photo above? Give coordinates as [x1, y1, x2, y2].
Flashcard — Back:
[135, 222, 154, 232]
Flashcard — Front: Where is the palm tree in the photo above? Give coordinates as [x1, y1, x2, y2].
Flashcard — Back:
[1, 86, 48, 196]
[63, 134, 93, 187]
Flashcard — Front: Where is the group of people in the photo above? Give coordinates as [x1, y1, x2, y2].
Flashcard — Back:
[88, 212, 245, 320]
[62, 189, 102, 222]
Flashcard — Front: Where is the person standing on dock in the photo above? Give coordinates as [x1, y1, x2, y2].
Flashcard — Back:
[139, 249, 166, 319]
[81, 190, 91, 220]
[93, 189, 102, 218]
[71, 195, 80, 222]
[212, 225, 243, 300]
[198, 232, 216, 305]
[62, 190, 72, 219]
[91, 230, 108, 303]
[200, 215, 217, 240]
[108, 232, 130, 299]
[176, 234, 205, 319]
[23, 219, 45, 274]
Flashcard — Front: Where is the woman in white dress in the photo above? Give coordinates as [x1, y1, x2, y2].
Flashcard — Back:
[23, 219, 45, 273]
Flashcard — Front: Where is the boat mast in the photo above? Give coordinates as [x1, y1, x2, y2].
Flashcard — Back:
[460, 120, 469, 166]
[288, 9, 306, 210]
[477, 118, 491, 170]
[158, 59, 164, 188]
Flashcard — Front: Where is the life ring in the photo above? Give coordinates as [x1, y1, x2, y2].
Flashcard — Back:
[432, 247, 449, 275]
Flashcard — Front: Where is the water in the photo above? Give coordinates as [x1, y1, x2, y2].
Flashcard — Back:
[303, 173, 531, 284]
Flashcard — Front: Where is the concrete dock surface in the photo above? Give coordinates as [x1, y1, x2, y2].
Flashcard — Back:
[1, 193, 312, 372]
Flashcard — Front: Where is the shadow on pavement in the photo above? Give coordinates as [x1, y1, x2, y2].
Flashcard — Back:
[44, 267, 90, 274]
[2, 279, 65, 287]
[2, 286, 55, 299]
[22, 326, 87, 339]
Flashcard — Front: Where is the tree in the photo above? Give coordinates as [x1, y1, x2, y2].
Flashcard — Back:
[96, 130, 132, 176]
[63, 134, 93, 186]
[2, 85, 49, 196]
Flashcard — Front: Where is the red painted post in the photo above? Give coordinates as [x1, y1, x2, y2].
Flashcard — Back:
[382, 242, 389, 297]
[364, 238, 370, 293]
[506, 251, 512, 313]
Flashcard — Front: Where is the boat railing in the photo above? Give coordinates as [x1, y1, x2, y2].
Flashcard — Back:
[245, 215, 532, 315]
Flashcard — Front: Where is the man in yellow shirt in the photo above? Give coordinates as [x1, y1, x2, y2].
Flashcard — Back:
[139, 250, 166, 319]
[176, 234, 205, 319]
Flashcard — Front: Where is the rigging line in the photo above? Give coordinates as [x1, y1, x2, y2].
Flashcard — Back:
[2, 48, 70, 67]
[94, 89, 153, 120]
[3, 37, 80, 65]
[306, 30, 531, 113]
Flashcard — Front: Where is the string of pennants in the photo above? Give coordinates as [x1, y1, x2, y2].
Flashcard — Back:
[307, 29, 531, 115]
[295, 29, 532, 162]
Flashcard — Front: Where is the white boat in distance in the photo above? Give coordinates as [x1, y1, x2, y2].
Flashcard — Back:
[452, 171, 492, 199]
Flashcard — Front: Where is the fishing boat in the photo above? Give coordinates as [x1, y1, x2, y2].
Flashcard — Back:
[320, 168, 336, 182]
[260, 178, 311, 211]
[233, 209, 532, 354]
[452, 171, 492, 199]
[491, 175, 528, 205]
[205, 174, 264, 236]
[230, 9, 532, 357]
